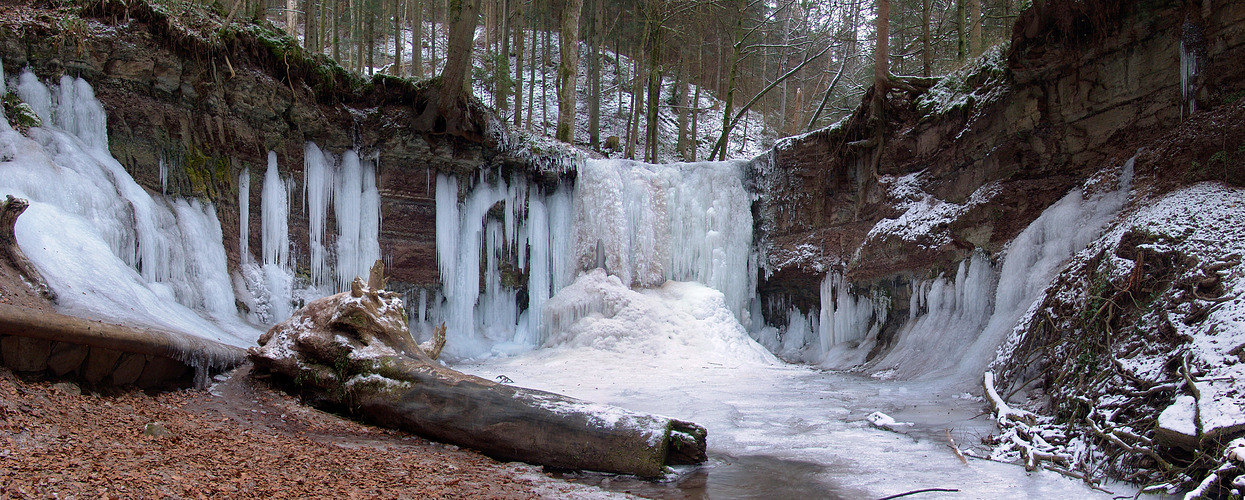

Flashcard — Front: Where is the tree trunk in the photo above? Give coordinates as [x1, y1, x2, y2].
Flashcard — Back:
[626, 52, 643, 159]
[542, 22, 550, 136]
[587, 0, 602, 150]
[394, 0, 404, 76]
[440, 0, 481, 104]
[304, 0, 318, 51]
[286, 0, 298, 37]
[956, 0, 965, 62]
[249, 286, 708, 478]
[413, 0, 424, 77]
[513, 5, 523, 127]
[921, 0, 932, 77]
[970, 0, 982, 58]
[495, 0, 511, 113]
[366, 4, 376, 75]
[675, 55, 689, 160]
[556, 0, 583, 143]
[332, 0, 341, 61]
[526, 22, 535, 130]
[430, 0, 438, 73]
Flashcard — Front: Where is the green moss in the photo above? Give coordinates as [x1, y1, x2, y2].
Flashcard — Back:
[1208, 150, 1228, 164]
[1225, 89, 1245, 104]
[182, 144, 233, 200]
[4, 95, 43, 129]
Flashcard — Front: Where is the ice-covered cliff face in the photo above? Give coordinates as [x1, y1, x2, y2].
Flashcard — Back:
[1, 70, 258, 347]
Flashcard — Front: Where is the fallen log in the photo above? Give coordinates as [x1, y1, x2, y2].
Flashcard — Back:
[0, 303, 247, 386]
[248, 278, 708, 478]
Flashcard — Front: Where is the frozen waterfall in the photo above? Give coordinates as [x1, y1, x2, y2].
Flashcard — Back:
[791, 158, 1134, 381]
[0, 70, 259, 347]
[430, 158, 754, 360]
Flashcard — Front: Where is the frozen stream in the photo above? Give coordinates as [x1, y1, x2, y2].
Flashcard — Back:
[457, 272, 1122, 499]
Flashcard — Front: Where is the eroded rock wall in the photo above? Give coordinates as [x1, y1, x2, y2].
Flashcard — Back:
[752, 0, 1245, 319]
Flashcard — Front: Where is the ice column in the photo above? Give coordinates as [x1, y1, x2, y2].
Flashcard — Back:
[332, 151, 382, 290]
[16, 70, 52, 126]
[260, 151, 292, 321]
[238, 168, 250, 262]
[304, 143, 334, 287]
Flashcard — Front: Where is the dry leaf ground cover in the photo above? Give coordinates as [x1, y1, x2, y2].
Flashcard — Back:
[0, 364, 626, 499]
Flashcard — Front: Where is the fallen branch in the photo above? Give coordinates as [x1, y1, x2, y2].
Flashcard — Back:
[946, 429, 968, 465]
[875, 488, 960, 500]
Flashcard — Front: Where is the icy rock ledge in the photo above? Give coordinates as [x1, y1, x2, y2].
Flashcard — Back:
[249, 277, 707, 478]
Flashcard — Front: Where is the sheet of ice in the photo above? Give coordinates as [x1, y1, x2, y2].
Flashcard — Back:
[572, 159, 755, 325]
[460, 272, 1120, 498]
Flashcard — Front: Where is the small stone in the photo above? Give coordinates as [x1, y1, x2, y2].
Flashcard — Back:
[143, 422, 171, 438]
[51, 381, 80, 396]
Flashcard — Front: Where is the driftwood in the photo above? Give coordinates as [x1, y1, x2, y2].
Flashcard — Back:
[0, 303, 247, 386]
[249, 278, 708, 478]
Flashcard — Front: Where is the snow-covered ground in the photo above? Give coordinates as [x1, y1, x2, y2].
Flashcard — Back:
[458, 270, 1127, 498]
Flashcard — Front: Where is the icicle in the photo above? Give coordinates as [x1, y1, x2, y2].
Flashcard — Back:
[304, 142, 333, 287]
[238, 168, 250, 263]
[16, 69, 52, 127]
[525, 193, 550, 345]
[261, 151, 289, 268]
[54, 75, 108, 151]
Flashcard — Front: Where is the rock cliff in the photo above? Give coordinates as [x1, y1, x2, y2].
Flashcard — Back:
[750, 0, 1245, 325]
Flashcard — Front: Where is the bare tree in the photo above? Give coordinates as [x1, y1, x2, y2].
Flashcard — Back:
[441, 0, 482, 103]
[556, 0, 585, 143]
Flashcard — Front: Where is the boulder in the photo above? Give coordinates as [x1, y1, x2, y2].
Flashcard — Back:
[249, 278, 707, 478]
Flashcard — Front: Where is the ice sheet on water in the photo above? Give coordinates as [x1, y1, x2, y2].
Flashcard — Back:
[459, 268, 1118, 499]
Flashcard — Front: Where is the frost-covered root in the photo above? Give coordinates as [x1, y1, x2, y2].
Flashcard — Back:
[1181, 439, 1245, 500]
[249, 280, 708, 478]
[986, 370, 1075, 472]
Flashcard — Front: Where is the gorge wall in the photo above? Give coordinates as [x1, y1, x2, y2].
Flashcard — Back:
[751, 0, 1245, 328]
[0, 0, 570, 295]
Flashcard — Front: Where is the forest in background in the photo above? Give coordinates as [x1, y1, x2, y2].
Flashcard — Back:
[219, 0, 1024, 161]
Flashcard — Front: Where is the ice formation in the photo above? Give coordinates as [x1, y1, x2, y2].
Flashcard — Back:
[431, 158, 754, 360]
[571, 159, 756, 323]
[0, 71, 259, 347]
[433, 170, 574, 359]
[802, 158, 1134, 381]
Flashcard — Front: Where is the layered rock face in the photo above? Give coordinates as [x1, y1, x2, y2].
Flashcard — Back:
[751, 0, 1245, 320]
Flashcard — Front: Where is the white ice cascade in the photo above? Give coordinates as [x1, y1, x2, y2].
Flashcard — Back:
[756, 274, 890, 364]
[255, 151, 294, 324]
[571, 159, 756, 323]
[812, 158, 1134, 382]
[0, 71, 258, 347]
[433, 170, 574, 359]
